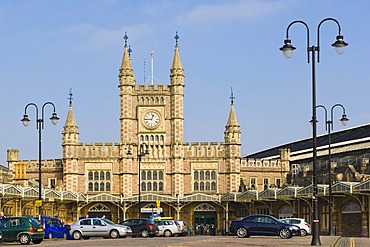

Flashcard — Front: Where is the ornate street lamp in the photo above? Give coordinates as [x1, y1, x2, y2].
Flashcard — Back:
[127, 143, 149, 218]
[280, 18, 348, 245]
[21, 102, 59, 220]
[316, 104, 348, 235]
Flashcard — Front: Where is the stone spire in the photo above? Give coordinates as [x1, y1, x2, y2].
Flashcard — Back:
[224, 88, 241, 143]
[118, 32, 135, 86]
[170, 32, 184, 85]
[62, 89, 79, 144]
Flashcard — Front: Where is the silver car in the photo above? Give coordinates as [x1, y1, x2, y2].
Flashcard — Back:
[70, 218, 132, 240]
[156, 220, 182, 237]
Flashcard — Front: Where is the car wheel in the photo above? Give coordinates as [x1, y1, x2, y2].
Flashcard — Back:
[300, 229, 307, 237]
[48, 233, 53, 239]
[164, 230, 172, 237]
[140, 229, 149, 238]
[72, 231, 82, 240]
[236, 227, 248, 238]
[110, 230, 119, 239]
[279, 228, 292, 239]
[19, 233, 31, 245]
[32, 239, 43, 244]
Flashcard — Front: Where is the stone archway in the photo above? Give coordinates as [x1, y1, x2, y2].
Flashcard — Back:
[193, 203, 217, 235]
[278, 205, 293, 219]
[87, 203, 111, 220]
[341, 201, 361, 237]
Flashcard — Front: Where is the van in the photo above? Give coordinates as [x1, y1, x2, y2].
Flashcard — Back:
[38, 216, 69, 239]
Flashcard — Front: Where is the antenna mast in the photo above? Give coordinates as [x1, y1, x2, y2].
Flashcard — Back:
[144, 56, 146, 83]
[151, 51, 154, 85]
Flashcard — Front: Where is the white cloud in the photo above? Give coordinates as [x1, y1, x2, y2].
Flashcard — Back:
[178, 0, 289, 25]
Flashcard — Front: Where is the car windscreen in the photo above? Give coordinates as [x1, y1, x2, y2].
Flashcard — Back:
[101, 218, 115, 225]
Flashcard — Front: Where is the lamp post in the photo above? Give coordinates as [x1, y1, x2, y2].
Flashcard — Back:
[316, 104, 348, 235]
[280, 18, 348, 246]
[127, 143, 149, 218]
[21, 102, 59, 220]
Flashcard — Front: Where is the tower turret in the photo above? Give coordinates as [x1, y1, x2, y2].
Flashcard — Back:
[62, 90, 79, 146]
[118, 32, 135, 86]
[224, 89, 241, 144]
[118, 33, 136, 144]
[224, 89, 241, 192]
[169, 32, 185, 196]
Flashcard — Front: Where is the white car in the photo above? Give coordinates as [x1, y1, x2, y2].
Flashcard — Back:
[70, 218, 132, 240]
[155, 220, 182, 237]
[281, 218, 311, 236]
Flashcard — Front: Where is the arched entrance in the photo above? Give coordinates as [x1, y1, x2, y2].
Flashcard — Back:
[341, 201, 361, 237]
[193, 203, 216, 235]
[88, 203, 111, 220]
[278, 205, 293, 219]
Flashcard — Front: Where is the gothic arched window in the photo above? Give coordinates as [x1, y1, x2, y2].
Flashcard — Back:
[194, 182, 199, 191]
[88, 182, 93, 191]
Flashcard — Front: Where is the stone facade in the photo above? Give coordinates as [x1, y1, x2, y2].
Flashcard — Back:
[5, 34, 292, 232]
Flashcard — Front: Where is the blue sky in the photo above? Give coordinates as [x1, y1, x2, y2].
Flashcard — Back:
[1, 0, 369, 165]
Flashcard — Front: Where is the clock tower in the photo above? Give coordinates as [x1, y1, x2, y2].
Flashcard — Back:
[118, 33, 185, 197]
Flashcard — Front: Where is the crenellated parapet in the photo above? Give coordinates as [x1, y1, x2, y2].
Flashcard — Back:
[183, 142, 225, 158]
[8, 159, 63, 173]
[135, 84, 169, 93]
[75, 142, 120, 158]
[242, 158, 282, 169]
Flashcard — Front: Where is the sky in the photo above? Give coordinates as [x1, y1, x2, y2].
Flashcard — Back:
[1, 0, 370, 165]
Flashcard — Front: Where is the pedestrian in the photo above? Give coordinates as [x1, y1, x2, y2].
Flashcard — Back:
[102, 215, 106, 219]
[85, 214, 89, 218]
[0, 211, 6, 219]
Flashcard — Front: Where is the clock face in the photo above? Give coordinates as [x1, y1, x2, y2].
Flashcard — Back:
[143, 111, 160, 128]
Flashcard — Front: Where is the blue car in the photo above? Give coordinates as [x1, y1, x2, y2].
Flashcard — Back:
[229, 214, 300, 239]
[38, 217, 70, 239]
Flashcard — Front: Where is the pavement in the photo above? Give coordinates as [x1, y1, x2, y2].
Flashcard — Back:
[281, 236, 368, 247]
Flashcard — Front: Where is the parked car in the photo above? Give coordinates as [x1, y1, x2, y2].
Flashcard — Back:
[155, 220, 182, 237]
[229, 214, 300, 239]
[175, 220, 188, 236]
[120, 218, 158, 238]
[70, 218, 132, 240]
[36, 216, 70, 239]
[280, 218, 311, 236]
[0, 216, 44, 244]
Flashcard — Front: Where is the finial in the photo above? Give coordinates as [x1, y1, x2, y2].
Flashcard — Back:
[174, 31, 179, 46]
[230, 87, 235, 105]
[68, 88, 73, 106]
[124, 31, 128, 47]
[128, 45, 132, 58]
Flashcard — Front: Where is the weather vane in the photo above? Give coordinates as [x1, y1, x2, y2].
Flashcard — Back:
[68, 88, 73, 106]
[174, 31, 179, 46]
[230, 87, 235, 104]
[124, 31, 128, 47]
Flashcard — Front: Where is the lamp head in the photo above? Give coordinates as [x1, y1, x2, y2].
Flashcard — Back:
[280, 39, 296, 59]
[50, 113, 59, 125]
[21, 115, 30, 127]
[331, 35, 348, 55]
[340, 114, 349, 126]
